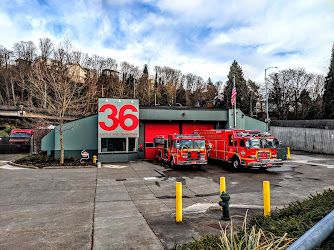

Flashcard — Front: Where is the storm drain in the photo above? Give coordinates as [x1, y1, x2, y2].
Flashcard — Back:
[116, 179, 127, 181]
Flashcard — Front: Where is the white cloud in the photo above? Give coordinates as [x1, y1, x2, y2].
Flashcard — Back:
[0, 0, 333, 86]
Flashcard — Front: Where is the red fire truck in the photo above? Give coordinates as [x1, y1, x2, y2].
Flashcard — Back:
[195, 129, 282, 169]
[9, 129, 34, 152]
[154, 134, 208, 169]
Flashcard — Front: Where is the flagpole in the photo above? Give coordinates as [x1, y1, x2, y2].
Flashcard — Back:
[234, 76, 236, 129]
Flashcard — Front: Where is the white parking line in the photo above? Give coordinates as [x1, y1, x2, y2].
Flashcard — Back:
[288, 160, 333, 168]
[0, 165, 26, 170]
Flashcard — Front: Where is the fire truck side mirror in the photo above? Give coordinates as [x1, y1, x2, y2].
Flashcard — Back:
[207, 143, 212, 149]
[176, 143, 180, 149]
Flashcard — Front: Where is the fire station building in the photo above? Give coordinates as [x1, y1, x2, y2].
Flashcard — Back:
[41, 98, 266, 162]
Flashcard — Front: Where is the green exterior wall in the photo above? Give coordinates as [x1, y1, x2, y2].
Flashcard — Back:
[140, 108, 228, 121]
[41, 129, 55, 155]
[42, 106, 266, 162]
[227, 109, 266, 132]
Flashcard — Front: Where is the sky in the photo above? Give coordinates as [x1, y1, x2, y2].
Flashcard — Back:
[1, 0, 334, 84]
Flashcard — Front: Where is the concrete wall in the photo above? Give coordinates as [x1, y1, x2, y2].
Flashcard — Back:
[227, 109, 266, 132]
[270, 126, 334, 154]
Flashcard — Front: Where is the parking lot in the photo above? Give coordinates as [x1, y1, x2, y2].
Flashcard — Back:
[1, 151, 334, 249]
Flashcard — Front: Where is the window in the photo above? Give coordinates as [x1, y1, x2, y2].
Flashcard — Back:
[239, 139, 245, 147]
[228, 135, 233, 146]
[180, 140, 193, 149]
[129, 138, 136, 151]
[145, 143, 154, 148]
[100, 138, 137, 153]
[194, 140, 206, 149]
[101, 138, 126, 152]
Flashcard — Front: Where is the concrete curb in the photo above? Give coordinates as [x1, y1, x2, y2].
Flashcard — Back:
[8, 161, 39, 169]
[8, 161, 96, 169]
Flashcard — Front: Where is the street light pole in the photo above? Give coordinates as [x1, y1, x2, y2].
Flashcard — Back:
[265, 66, 278, 132]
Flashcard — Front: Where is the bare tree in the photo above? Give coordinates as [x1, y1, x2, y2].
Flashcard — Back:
[13, 41, 37, 62]
[29, 64, 88, 164]
[39, 38, 54, 59]
[0, 45, 13, 68]
[71, 50, 82, 64]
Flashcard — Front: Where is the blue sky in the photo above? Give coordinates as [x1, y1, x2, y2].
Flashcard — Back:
[1, 0, 334, 84]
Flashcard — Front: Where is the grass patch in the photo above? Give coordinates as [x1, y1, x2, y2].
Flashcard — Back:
[171, 213, 294, 249]
[14, 154, 93, 168]
[250, 189, 334, 249]
[171, 189, 334, 249]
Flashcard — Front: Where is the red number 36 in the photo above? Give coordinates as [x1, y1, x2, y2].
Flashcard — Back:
[99, 104, 139, 131]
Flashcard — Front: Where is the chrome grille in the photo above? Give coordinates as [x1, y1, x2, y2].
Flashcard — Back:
[257, 151, 270, 160]
[187, 151, 200, 160]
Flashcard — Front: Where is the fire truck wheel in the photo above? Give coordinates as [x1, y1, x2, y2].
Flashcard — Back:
[231, 157, 241, 169]
[170, 157, 176, 169]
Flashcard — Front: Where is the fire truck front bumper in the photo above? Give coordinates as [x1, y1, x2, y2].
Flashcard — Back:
[248, 159, 283, 168]
[178, 160, 208, 165]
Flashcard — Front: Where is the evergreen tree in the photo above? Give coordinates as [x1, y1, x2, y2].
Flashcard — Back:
[176, 87, 186, 106]
[222, 60, 251, 114]
[323, 44, 334, 118]
[143, 64, 148, 76]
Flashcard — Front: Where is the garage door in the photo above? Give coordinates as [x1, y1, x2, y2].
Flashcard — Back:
[182, 123, 214, 135]
[144, 123, 180, 159]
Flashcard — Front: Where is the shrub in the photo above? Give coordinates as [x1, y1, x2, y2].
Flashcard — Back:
[250, 189, 334, 249]
[172, 189, 334, 249]
[171, 214, 294, 250]
[14, 154, 92, 168]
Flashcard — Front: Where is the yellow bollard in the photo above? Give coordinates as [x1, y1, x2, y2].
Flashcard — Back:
[220, 177, 226, 194]
[287, 147, 290, 159]
[263, 181, 270, 216]
[220, 177, 226, 210]
[176, 182, 182, 222]
[93, 155, 97, 164]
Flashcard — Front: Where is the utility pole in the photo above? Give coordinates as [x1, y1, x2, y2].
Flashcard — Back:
[265, 67, 278, 131]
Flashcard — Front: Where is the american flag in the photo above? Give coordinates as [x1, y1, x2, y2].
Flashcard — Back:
[231, 81, 237, 106]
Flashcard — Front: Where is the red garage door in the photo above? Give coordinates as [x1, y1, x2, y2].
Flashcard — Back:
[145, 123, 180, 159]
[182, 123, 214, 135]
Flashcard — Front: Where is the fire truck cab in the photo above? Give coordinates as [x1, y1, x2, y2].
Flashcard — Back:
[154, 134, 208, 169]
[195, 129, 282, 169]
[9, 129, 34, 151]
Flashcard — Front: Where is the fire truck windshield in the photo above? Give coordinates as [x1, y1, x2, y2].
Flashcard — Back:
[10, 133, 31, 138]
[179, 140, 206, 149]
[262, 139, 276, 148]
[247, 139, 261, 148]
[180, 140, 193, 149]
[194, 140, 206, 149]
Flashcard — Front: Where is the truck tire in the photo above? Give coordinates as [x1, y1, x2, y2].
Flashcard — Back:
[170, 157, 176, 169]
[231, 157, 240, 169]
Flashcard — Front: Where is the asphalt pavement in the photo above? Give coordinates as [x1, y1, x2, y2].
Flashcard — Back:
[0, 152, 334, 249]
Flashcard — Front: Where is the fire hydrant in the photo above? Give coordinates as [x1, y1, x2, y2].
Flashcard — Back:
[93, 155, 97, 165]
[218, 192, 230, 220]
